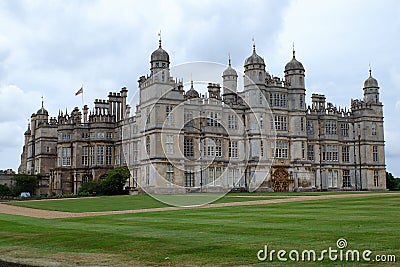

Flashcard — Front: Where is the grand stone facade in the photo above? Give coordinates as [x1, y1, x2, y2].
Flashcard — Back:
[19, 40, 386, 194]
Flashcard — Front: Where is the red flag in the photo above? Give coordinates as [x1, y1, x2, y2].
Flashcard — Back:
[75, 87, 83, 96]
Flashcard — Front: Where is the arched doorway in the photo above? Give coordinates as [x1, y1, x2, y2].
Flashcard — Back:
[271, 168, 290, 192]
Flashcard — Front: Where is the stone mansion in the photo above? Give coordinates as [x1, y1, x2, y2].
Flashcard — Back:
[19, 40, 386, 194]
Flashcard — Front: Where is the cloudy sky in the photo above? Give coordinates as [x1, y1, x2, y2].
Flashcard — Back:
[0, 0, 399, 176]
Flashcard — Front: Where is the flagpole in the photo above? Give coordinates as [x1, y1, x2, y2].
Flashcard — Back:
[81, 84, 84, 107]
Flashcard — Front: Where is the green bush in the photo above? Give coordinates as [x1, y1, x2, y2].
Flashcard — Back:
[0, 184, 12, 197]
[78, 167, 130, 196]
[13, 174, 39, 196]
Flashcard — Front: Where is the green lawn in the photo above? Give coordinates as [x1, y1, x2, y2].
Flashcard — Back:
[7, 194, 283, 212]
[7, 191, 387, 213]
[0, 194, 399, 266]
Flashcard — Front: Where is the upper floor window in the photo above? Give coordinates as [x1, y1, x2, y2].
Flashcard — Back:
[307, 121, 314, 135]
[229, 141, 238, 158]
[184, 111, 193, 127]
[184, 137, 194, 158]
[165, 135, 174, 155]
[271, 115, 288, 131]
[228, 114, 238, 130]
[325, 121, 337, 135]
[207, 111, 221, 127]
[271, 141, 288, 158]
[269, 93, 287, 108]
[372, 123, 377, 136]
[340, 123, 349, 137]
[373, 146, 378, 162]
[322, 145, 338, 161]
[165, 105, 174, 125]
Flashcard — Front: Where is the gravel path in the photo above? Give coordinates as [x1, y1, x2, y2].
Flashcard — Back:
[0, 192, 398, 219]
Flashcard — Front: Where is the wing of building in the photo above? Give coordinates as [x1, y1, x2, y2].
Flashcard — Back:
[19, 40, 386, 194]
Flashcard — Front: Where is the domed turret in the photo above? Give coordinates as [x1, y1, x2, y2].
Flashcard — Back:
[150, 34, 170, 77]
[284, 49, 305, 90]
[223, 55, 238, 95]
[285, 50, 304, 72]
[151, 41, 170, 63]
[244, 44, 265, 66]
[185, 80, 199, 99]
[243, 42, 267, 87]
[364, 70, 379, 88]
[36, 100, 48, 115]
[363, 69, 380, 104]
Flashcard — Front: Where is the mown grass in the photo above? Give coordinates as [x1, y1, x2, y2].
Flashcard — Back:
[6, 191, 387, 213]
[7, 194, 281, 212]
[0, 194, 399, 266]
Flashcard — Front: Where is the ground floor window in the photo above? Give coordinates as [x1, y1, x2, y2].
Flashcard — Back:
[184, 167, 195, 187]
[374, 170, 379, 187]
[343, 170, 351, 187]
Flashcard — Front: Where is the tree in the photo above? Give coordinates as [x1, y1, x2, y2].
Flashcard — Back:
[0, 184, 12, 197]
[13, 174, 39, 195]
[101, 167, 130, 195]
[78, 167, 130, 196]
[386, 172, 400, 191]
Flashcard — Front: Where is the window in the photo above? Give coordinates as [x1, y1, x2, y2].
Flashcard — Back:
[229, 141, 238, 158]
[374, 170, 379, 187]
[260, 140, 264, 157]
[146, 108, 150, 124]
[82, 175, 89, 184]
[82, 132, 89, 139]
[184, 167, 194, 187]
[228, 114, 238, 130]
[325, 121, 337, 135]
[340, 123, 349, 137]
[90, 146, 95, 165]
[166, 164, 174, 184]
[106, 132, 113, 139]
[61, 147, 71, 166]
[184, 137, 194, 158]
[260, 115, 264, 128]
[259, 91, 263, 105]
[205, 138, 222, 157]
[300, 95, 304, 109]
[97, 146, 104, 165]
[82, 146, 88, 165]
[146, 136, 150, 155]
[343, 170, 351, 187]
[300, 118, 305, 132]
[372, 123, 377, 136]
[165, 105, 174, 125]
[307, 121, 314, 135]
[271, 115, 288, 131]
[327, 170, 333, 188]
[133, 141, 138, 162]
[208, 168, 215, 186]
[342, 146, 350, 163]
[215, 139, 222, 157]
[165, 135, 174, 155]
[105, 146, 112, 165]
[207, 111, 221, 127]
[322, 145, 338, 161]
[301, 141, 305, 159]
[206, 139, 214, 156]
[97, 132, 105, 139]
[61, 132, 71, 140]
[184, 111, 193, 127]
[271, 141, 288, 158]
[269, 93, 287, 108]
[373, 146, 378, 162]
[307, 144, 314, 161]
[46, 146, 50, 153]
